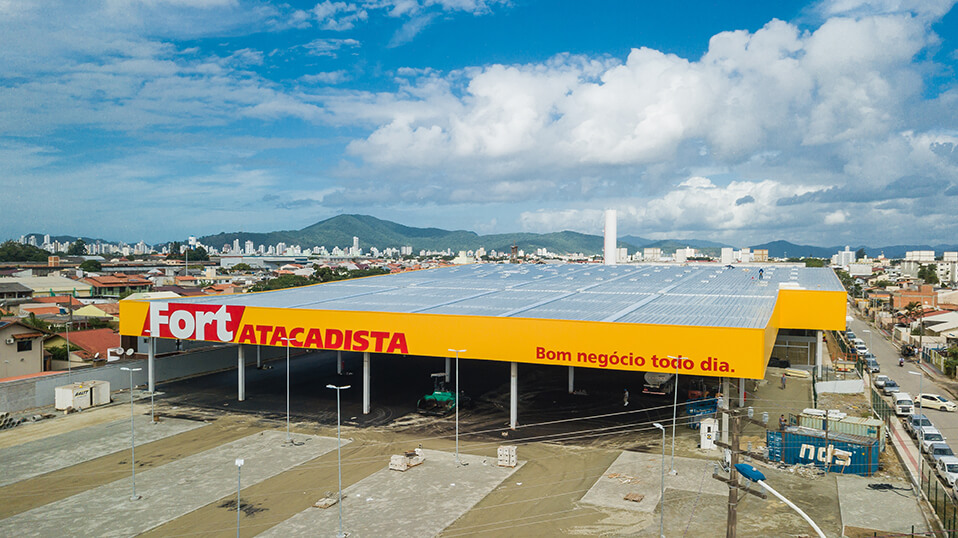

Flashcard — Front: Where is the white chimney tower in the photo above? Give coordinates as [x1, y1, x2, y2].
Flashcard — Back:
[604, 209, 617, 265]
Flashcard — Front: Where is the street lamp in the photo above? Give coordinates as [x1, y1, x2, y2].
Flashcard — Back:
[235, 458, 244, 537]
[143, 329, 157, 424]
[326, 384, 351, 538]
[862, 329, 871, 353]
[653, 422, 666, 538]
[666, 355, 681, 475]
[281, 337, 295, 445]
[735, 463, 826, 538]
[120, 366, 142, 501]
[448, 348, 466, 466]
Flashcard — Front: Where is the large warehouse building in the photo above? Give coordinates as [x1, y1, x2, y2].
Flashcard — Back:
[119, 262, 847, 428]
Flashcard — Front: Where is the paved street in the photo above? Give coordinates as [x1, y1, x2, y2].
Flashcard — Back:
[847, 308, 958, 456]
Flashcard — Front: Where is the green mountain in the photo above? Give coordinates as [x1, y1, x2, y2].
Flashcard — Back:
[199, 214, 641, 256]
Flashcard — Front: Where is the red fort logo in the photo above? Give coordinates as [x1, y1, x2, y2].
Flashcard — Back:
[146, 302, 245, 342]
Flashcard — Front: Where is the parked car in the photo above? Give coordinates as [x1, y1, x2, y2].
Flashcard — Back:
[854, 343, 869, 355]
[894, 393, 914, 416]
[929, 443, 955, 463]
[936, 456, 958, 487]
[865, 358, 880, 373]
[845, 330, 856, 339]
[873, 375, 890, 388]
[918, 427, 946, 453]
[905, 414, 933, 437]
[918, 394, 957, 412]
[883, 380, 900, 395]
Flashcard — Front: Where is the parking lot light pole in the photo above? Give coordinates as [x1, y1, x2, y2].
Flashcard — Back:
[120, 366, 142, 501]
[326, 384, 350, 538]
[449, 348, 466, 466]
[235, 458, 244, 537]
[653, 422, 666, 538]
[284, 337, 292, 444]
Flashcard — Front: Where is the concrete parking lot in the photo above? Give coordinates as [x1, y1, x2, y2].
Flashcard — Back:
[0, 342, 935, 537]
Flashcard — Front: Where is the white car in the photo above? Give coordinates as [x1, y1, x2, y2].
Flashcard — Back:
[936, 456, 958, 487]
[918, 427, 947, 453]
[918, 394, 958, 412]
[873, 375, 890, 388]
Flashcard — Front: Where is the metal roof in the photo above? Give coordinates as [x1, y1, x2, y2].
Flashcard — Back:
[151, 263, 844, 329]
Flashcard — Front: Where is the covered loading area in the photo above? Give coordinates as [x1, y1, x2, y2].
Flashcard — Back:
[118, 263, 847, 428]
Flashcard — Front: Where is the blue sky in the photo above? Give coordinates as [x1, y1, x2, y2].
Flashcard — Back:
[2, 0, 957, 247]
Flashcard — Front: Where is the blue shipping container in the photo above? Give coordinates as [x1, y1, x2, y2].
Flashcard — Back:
[767, 426, 880, 476]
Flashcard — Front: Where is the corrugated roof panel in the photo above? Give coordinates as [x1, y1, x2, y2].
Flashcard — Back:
[141, 263, 843, 329]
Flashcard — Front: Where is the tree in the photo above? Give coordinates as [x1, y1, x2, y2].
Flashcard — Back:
[67, 239, 87, 255]
[917, 264, 939, 285]
[250, 274, 312, 292]
[804, 258, 825, 268]
[230, 263, 253, 272]
[79, 259, 102, 272]
[0, 241, 49, 262]
[855, 248, 866, 260]
[873, 279, 892, 288]
[21, 312, 49, 331]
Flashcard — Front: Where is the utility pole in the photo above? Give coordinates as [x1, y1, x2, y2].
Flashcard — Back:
[713, 407, 769, 538]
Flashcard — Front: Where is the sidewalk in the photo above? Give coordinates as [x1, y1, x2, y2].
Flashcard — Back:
[888, 416, 922, 488]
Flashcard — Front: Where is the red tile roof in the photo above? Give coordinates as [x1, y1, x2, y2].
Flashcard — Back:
[34, 295, 83, 307]
[53, 328, 120, 359]
[21, 305, 62, 316]
[83, 274, 151, 288]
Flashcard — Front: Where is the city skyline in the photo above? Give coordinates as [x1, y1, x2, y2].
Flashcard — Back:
[2, 1, 957, 246]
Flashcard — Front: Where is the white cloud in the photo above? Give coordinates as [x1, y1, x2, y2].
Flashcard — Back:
[301, 70, 351, 84]
[824, 210, 847, 224]
[312, 1, 368, 31]
[337, 9, 956, 210]
[302, 38, 361, 57]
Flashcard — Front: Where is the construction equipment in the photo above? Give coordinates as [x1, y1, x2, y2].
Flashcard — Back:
[416, 373, 471, 415]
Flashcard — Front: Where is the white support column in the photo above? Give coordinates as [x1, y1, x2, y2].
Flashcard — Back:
[337, 350, 342, 375]
[147, 337, 155, 393]
[510, 362, 518, 430]
[256, 346, 261, 369]
[445, 357, 452, 383]
[815, 330, 823, 380]
[738, 377, 745, 407]
[568, 366, 574, 394]
[363, 351, 371, 415]
[721, 377, 730, 444]
[237, 346, 245, 402]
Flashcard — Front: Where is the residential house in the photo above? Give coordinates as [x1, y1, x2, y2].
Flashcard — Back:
[44, 328, 120, 370]
[82, 274, 152, 297]
[892, 285, 938, 310]
[0, 275, 93, 298]
[203, 283, 245, 295]
[0, 282, 32, 301]
[18, 303, 63, 318]
[0, 320, 47, 378]
[153, 285, 206, 297]
[32, 295, 84, 309]
[73, 302, 120, 322]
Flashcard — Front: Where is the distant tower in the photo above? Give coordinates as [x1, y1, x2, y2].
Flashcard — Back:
[510, 243, 518, 264]
[604, 209, 617, 266]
